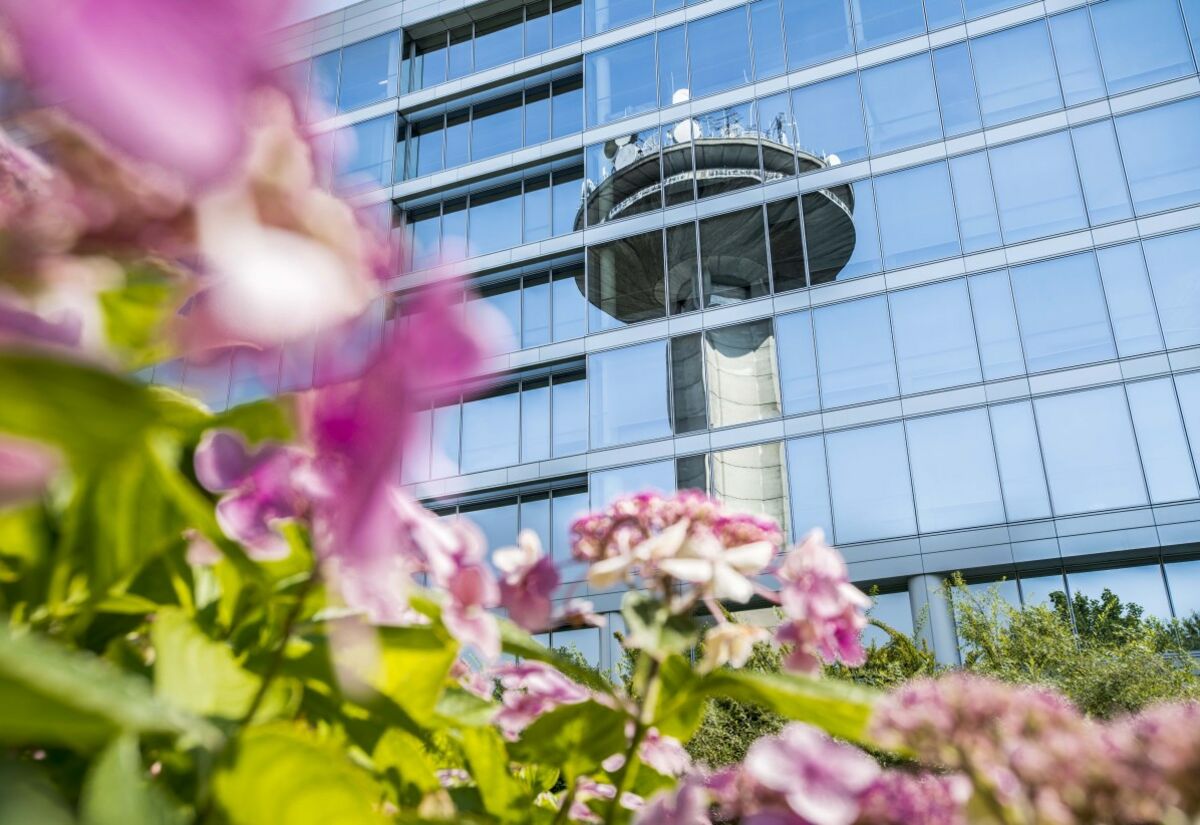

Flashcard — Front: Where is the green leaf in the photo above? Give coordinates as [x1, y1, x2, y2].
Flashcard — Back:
[458, 726, 529, 821]
[0, 761, 75, 825]
[372, 728, 441, 801]
[209, 397, 294, 442]
[214, 723, 388, 825]
[650, 654, 707, 740]
[98, 273, 177, 370]
[620, 591, 699, 660]
[0, 624, 217, 750]
[698, 669, 880, 747]
[509, 700, 628, 783]
[81, 735, 187, 825]
[151, 608, 294, 721]
[434, 686, 496, 727]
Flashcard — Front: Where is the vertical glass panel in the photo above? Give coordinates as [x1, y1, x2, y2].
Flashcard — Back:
[863, 590, 914, 647]
[552, 373, 588, 455]
[590, 460, 675, 509]
[791, 74, 867, 164]
[521, 379, 551, 463]
[1068, 564, 1172, 621]
[851, 0, 924, 48]
[583, 129, 660, 225]
[308, 50, 341, 120]
[338, 33, 399, 112]
[585, 34, 657, 126]
[826, 422, 917, 543]
[803, 179, 882, 283]
[786, 436, 833, 540]
[767, 198, 805, 293]
[890, 280, 982, 394]
[471, 94, 523, 161]
[860, 54, 941, 155]
[522, 274, 552, 347]
[1166, 559, 1200, 625]
[412, 33, 448, 90]
[552, 166, 584, 235]
[552, 267, 587, 340]
[448, 26, 472, 80]
[463, 499, 520, 555]
[671, 333, 708, 434]
[989, 132, 1087, 244]
[1178, 372, 1200, 473]
[1142, 229, 1200, 350]
[666, 223, 700, 316]
[441, 199, 468, 258]
[1183, 0, 1200, 66]
[589, 341, 672, 447]
[1127, 378, 1199, 503]
[782, 0, 853, 69]
[989, 401, 1052, 520]
[401, 408, 432, 484]
[407, 206, 441, 271]
[1048, 10, 1105, 106]
[551, 488, 588, 561]
[475, 9, 524, 71]
[657, 25, 690, 108]
[333, 115, 394, 192]
[526, 1, 551, 54]
[1095, 243, 1164, 357]
[814, 295, 898, 407]
[777, 310, 820, 415]
[1009, 252, 1116, 372]
[676, 454, 708, 492]
[758, 93, 797, 178]
[660, 118, 694, 207]
[228, 348, 277, 407]
[907, 409, 1005, 532]
[432, 404, 462, 478]
[971, 21, 1063, 127]
[874, 162, 961, 269]
[469, 184, 523, 256]
[693, 103, 757, 200]
[444, 110, 470, 169]
[699, 207, 770, 307]
[525, 87, 551, 146]
[968, 270, 1024, 380]
[524, 175, 552, 244]
[1019, 571, 1068, 607]
[933, 42, 982, 138]
[551, 627, 601, 665]
[520, 495, 551, 557]
[551, 76, 584, 138]
[408, 118, 443, 179]
[1072, 120, 1133, 226]
[949, 152, 1001, 253]
[587, 230, 665, 330]
[710, 442, 791, 535]
[461, 386, 521, 472]
[1115, 97, 1200, 216]
[1092, 0, 1194, 95]
[704, 319, 780, 427]
[924, 0, 963, 29]
[584, 0, 652, 36]
[688, 9, 752, 98]
[750, 0, 787, 79]
[553, 0, 583, 46]
[1034, 386, 1148, 514]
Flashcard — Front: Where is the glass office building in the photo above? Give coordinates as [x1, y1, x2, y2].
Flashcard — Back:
[173, 0, 1200, 666]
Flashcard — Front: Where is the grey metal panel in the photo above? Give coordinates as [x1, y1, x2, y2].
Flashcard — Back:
[1055, 509, 1156, 536]
[918, 525, 1012, 554]
[1157, 521, 1200, 548]
[1006, 520, 1057, 541]
[1057, 526, 1162, 557]
[847, 555, 924, 582]
[1010, 538, 1064, 564]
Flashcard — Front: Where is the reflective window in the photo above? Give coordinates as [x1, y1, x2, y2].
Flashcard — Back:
[522, 379, 551, 462]
[1142, 229, 1200, 350]
[704, 320, 781, 427]
[1048, 10, 1105, 106]
[469, 281, 521, 354]
[590, 460, 675, 509]
[862, 591, 913, 647]
[584, 130, 660, 225]
[525, 88, 551, 147]
[553, 268, 588, 340]
[693, 103, 756, 199]
[657, 26, 689, 107]
[782, 0, 853, 69]
[826, 422, 917, 543]
[786, 436, 833, 541]
[666, 223, 700, 316]
[949, 152, 1001, 253]
[923, 0, 963, 29]
[700, 207, 770, 307]
[471, 94, 523, 161]
[308, 50, 341, 121]
[585, 35, 657, 126]
[552, 166, 584, 235]
[804, 179, 882, 283]
[552, 373, 588, 456]
[1116, 97, 1200, 216]
[814, 295, 898, 407]
[1009, 252, 1116, 372]
[527, 1, 551, 54]
[971, 21, 1063, 127]
[1068, 564, 1172, 621]
[907, 409, 1005, 532]
[860, 55, 942, 155]
[461, 386, 520, 472]
[751, 0, 787, 79]
[933, 43, 982, 137]
[585, 0, 652, 36]
[337, 33, 400, 112]
[551, 627, 601, 665]
[552, 76, 584, 138]
[475, 8, 523, 71]
[1178, 372, 1200, 473]
[463, 499, 519, 556]
[968, 270, 1024, 380]
[850, 0, 924, 48]
[550, 488, 588, 563]
[401, 409, 433, 484]
[767, 198, 805, 293]
[963, 0, 1023, 18]
[1091, 0, 1194, 95]
[587, 230, 665, 330]
[1019, 571, 1068, 607]
[449, 26, 472, 80]
[411, 33, 447, 90]
[553, 0, 583, 46]
[333, 115, 394, 192]
[671, 334, 707, 434]
[777, 310, 820, 415]
[520, 494, 551, 557]
[407, 207, 441, 271]
[524, 177, 552, 243]
[1071, 120, 1133, 226]
[469, 185, 523, 256]
[689, 8, 752, 97]
[873, 162, 961, 269]
[432, 405, 462, 479]
[989, 131, 1087, 244]
[445, 111, 470, 168]
[889, 280, 982, 394]
[1095, 243, 1164, 357]
[407, 118, 443, 178]
[791, 74, 867, 164]
[989, 401, 1052, 521]
[1165, 559, 1200, 624]
[1127, 379, 1199, 503]
[710, 443, 791, 533]
[1034, 386, 1148, 514]
[589, 341, 672, 448]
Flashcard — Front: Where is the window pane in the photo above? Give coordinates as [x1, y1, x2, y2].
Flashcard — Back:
[469, 280, 521, 354]
[469, 185, 523, 256]
[693, 103, 756, 200]
[462, 499, 519, 555]
[520, 494, 551, 556]
[552, 373, 588, 455]
[461, 387, 521, 472]
[890, 280, 982, 394]
[1166, 559, 1200, 623]
[860, 54, 942, 155]
[700, 207, 770, 307]
[924, 0, 963, 29]
[786, 436, 833, 540]
[963, 0, 1022, 17]
[1142, 229, 1200, 350]
[666, 223, 700, 316]
[552, 267, 587, 340]
[660, 117, 693, 207]
[791, 74, 867, 164]
[933, 43, 982, 137]
[777, 311, 820, 415]
[472, 94, 523, 161]
[432, 404, 462, 477]
[1178, 372, 1200, 473]
[551, 76, 583, 138]
[1019, 571, 1068, 607]
[1127, 378, 1199, 503]
[949, 152, 1001, 253]
[688, 9, 752, 97]
[782, 0, 853, 69]
[767, 198, 805, 293]
[401, 408, 433, 484]
[525, 87, 551, 146]
[521, 380, 551, 462]
[551, 627, 601, 665]
[1095, 243, 1164, 357]
[551, 489, 588, 563]
[671, 333, 708, 433]
[590, 460, 675, 509]
[408, 118, 443, 178]
[338, 33, 399, 112]
[705, 319, 781, 427]
[1068, 564, 1171, 621]
[408, 207, 441, 271]
[585, 0, 652, 36]
[814, 295, 898, 407]
[874, 162, 961, 269]
[1034, 386, 1148, 514]
[442, 199, 467, 256]
[968, 270, 1024, 379]
[448, 26, 472, 80]
[826, 422, 917, 543]
[412, 33, 447, 90]
[583, 129, 660, 225]
[657, 25, 689, 107]
[552, 166, 584, 235]
[522, 274, 551, 347]
[308, 50, 341, 120]
[971, 21, 1063, 127]
[475, 9, 524, 70]
[589, 341, 672, 448]
[585, 35, 657, 126]
[587, 230, 665, 330]
[1071, 120, 1133, 226]
[1092, 0, 1194, 95]
[990, 132, 1087, 244]
[759, 93, 797, 177]
[553, 0, 583, 46]
[524, 176, 551, 243]
[907, 409, 1005, 532]
[804, 179, 882, 283]
[851, 0, 924, 49]
[750, 0, 787, 79]
[989, 401, 1052, 520]
[1115, 97, 1200, 216]
[1009, 252, 1116, 372]
[710, 442, 791, 535]
[1048, 10, 1105, 106]
[334, 115, 394, 192]
[526, 1, 551, 54]
[863, 591, 914, 646]
[445, 110, 469, 168]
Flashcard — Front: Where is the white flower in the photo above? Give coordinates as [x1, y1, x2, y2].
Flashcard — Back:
[701, 623, 769, 671]
[658, 537, 773, 603]
[492, 529, 544, 582]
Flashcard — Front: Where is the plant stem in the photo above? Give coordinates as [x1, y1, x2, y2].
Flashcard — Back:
[241, 572, 317, 726]
[605, 656, 662, 824]
[553, 781, 577, 825]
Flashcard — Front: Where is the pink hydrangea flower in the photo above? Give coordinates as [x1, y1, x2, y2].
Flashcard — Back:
[494, 529, 560, 632]
[855, 772, 970, 825]
[0, 435, 59, 507]
[427, 518, 499, 661]
[638, 727, 692, 778]
[634, 774, 712, 825]
[492, 661, 590, 739]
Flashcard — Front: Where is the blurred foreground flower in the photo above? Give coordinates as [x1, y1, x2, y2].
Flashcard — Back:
[0, 435, 58, 506]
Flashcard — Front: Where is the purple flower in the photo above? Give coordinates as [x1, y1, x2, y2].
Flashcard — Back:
[494, 529, 560, 632]
[427, 518, 499, 661]
[0, 435, 59, 507]
[638, 727, 692, 778]
[635, 774, 713, 825]
[854, 772, 969, 825]
[492, 661, 590, 738]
